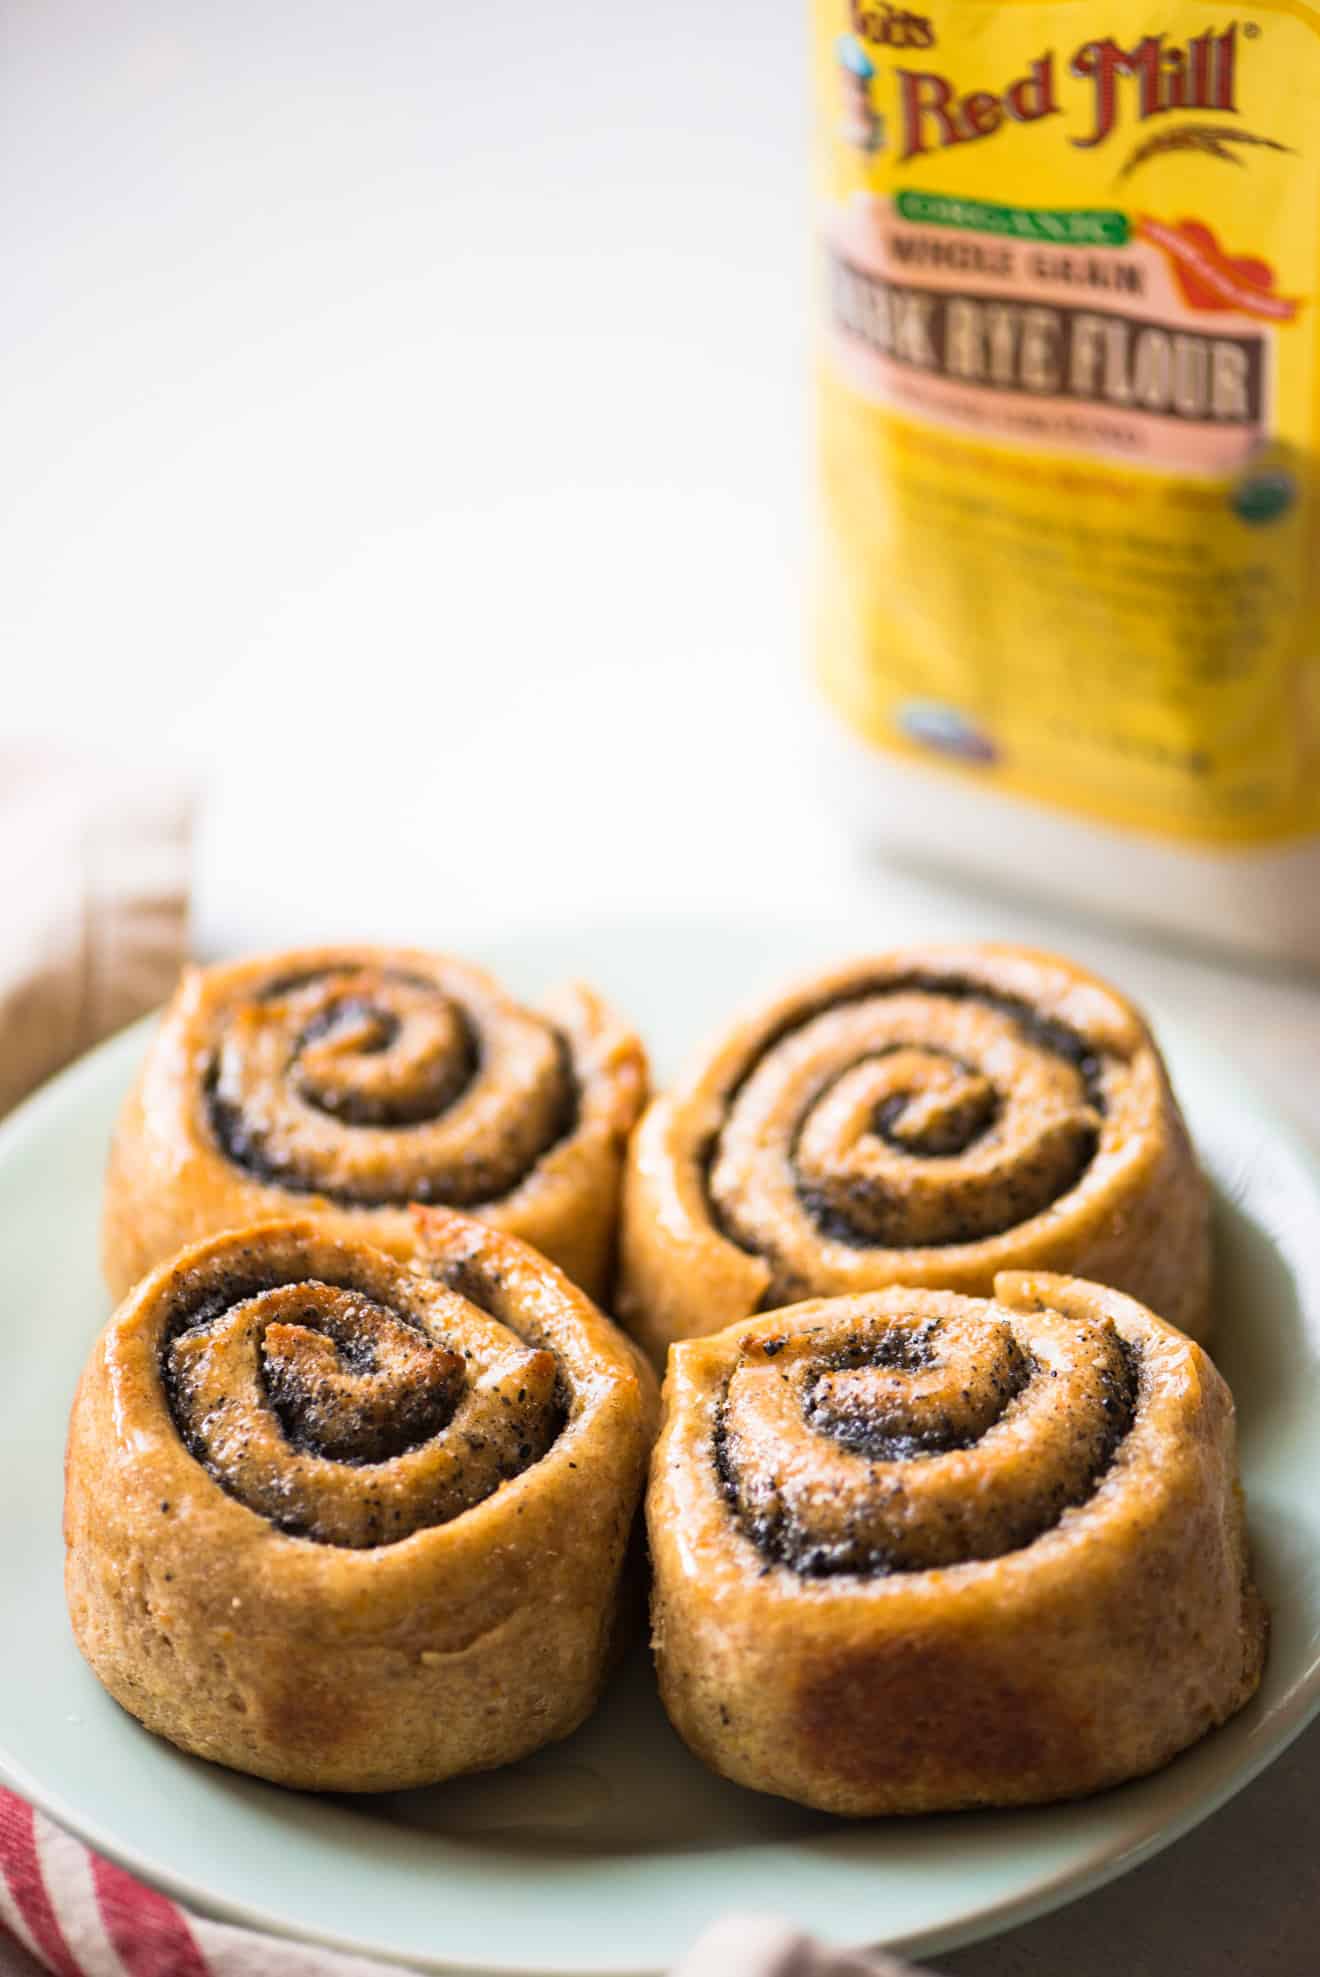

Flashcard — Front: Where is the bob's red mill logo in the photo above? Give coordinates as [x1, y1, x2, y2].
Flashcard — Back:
[849, 3, 937, 48]
[847, 8, 1242, 159]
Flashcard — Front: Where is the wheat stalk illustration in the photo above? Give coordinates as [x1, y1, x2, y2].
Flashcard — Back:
[1118, 124, 1293, 182]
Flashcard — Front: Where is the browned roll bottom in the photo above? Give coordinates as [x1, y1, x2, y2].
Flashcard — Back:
[649, 1276, 1265, 1815]
[102, 946, 647, 1303]
[619, 944, 1211, 1361]
[65, 1217, 658, 1791]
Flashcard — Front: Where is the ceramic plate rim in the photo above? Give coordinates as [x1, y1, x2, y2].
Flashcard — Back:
[2, 915, 1318, 1974]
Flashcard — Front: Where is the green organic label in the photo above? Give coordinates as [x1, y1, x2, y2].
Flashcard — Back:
[1232, 470, 1297, 526]
[895, 191, 1129, 246]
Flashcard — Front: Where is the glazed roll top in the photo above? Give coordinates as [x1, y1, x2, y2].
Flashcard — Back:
[649, 1277, 1266, 1815]
[103, 947, 648, 1302]
[207, 962, 577, 1205]
[164, 1249, 561, 1549]
[719, 1292, 1135, 1577]
[620, 944, 1210, 1359]
[66, 1218, 658, 1791]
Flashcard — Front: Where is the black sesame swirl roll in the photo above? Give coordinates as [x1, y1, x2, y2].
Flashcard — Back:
[102, 945, 647, 1302]
[65, 1218, 657, 1791]
[649, 1276, 1266, 1815]
[618, 944, 1210, 1363]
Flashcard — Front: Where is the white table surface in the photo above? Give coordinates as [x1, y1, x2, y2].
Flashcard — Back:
[3, 1, 1319, 1969]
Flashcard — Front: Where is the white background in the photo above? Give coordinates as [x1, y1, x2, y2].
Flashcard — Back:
[1, 0, 846, 942]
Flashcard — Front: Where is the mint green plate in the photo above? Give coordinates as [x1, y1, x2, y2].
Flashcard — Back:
[2, 918, 1318, 1975]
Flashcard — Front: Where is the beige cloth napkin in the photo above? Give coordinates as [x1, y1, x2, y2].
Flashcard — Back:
[0, 749, 193, 1117]
[674, 1918, 919, 1975]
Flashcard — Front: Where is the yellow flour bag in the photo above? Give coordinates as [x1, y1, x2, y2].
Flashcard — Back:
[813, 0, 1320, 963]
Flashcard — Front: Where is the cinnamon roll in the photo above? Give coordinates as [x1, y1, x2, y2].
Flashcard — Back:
[619, 945, 1210, 1360]
[102, 946, 647, 1303]
[649, 1276, 1265, 1815]
[65, 1217, 657, 1791]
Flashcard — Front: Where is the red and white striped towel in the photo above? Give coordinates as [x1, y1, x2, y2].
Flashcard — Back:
[0, 1788, 403, 1977]
[0, 1789, 916, 1977]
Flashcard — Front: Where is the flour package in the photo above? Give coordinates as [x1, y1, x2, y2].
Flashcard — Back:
[813, 0, 1320, 965]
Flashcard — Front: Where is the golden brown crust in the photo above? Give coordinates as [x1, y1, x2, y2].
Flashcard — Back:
[648, 1275, 1265, 1816]
[66, 1217, 659, 1792]
[618, 944, 1211, 1361]
[102, 946, 648, 1304]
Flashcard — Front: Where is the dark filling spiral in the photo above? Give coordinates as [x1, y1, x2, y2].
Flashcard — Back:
[870, 1061, 1001, 1158]
[163, 1260, 564, 1547]
[715, 1302, 1137, 1578]
[291, 996, 467, 1126]
[800, 1322, 1032, 1462]
[705, 974, 1111, 1277]
[203, 965, 579, 1209]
